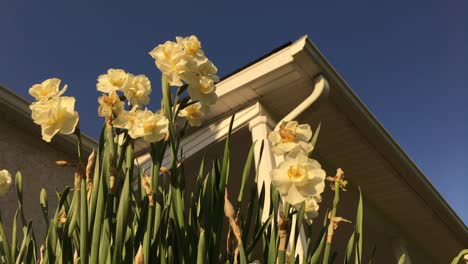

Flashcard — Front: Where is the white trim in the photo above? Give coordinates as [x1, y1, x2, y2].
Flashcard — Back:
[215, 36, 309, 99]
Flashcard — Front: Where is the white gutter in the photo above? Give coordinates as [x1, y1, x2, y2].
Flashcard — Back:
[274, 74, 329, 130]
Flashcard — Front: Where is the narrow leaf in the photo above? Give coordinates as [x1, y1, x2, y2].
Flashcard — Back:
[397, 254, 406, 264]
[237, 141, 256, 208]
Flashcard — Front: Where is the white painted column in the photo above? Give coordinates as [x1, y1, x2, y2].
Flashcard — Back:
[249, 113, 277, 223]
[248, 106, 306, 263]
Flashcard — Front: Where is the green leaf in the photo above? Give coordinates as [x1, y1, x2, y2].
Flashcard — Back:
[15, 171, 23, 204]
[397, 254, 406, 264]
[355, 187, 363, 264]
[25, 237, 36, 264]
[294, 202, 305, 246]
[40, 188, 49, 230]
[237, 242, 248, 264]
[450, 249, 468, 264]
[0, 213, 13, 264]
[15, 172, 26, 226]
[44, 219, 58, 263]
[88, 124, 105, 227]
[11, 209, 19, 260]
[344, 232, 355, 264]
[90, 125, 112, 264]
[246, 215, 272, 253]
[242, 183, 259, 243]
[310, 230, 325, 264]
[196, 229, 206, 264]
[15, 221, 32, 264]
[310, 123, 321, 147]
[67, 191, 79, 238]
[267, 224, 277, 264]
[112, 142, 134, 263]
[237, 141, 256, 208]
[99, 220, 111, 264]
[220, 115, 234, 192]
[309, 210, 328, 264]
[80, 178, 89, 264]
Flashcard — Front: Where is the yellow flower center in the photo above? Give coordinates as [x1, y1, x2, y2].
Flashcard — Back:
[39, 89, 50, 97]
[186, 106, 201, 118]
[113, 80, 123, 87]
[143, 122, 155, 133]
[199, 80, 213, 94]
[288, 165, 305, 182]
[279, 127, 296, 143]
[102, 95, 116, 106]
[186, 45, 199, 55]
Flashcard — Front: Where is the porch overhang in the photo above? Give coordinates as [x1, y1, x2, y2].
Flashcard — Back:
[137, 36, 467, 262]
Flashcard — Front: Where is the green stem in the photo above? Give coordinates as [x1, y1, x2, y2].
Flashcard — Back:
[162, 76, 187, 262]
[322, 181, 340, 264]
[76, 128, 88, 264]
[75, 127, 83, 161]
[80, 178, 88, 264]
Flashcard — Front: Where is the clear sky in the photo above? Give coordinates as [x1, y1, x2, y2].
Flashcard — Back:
[1, 1, 466, 224]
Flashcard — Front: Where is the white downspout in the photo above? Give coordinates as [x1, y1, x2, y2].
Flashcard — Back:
[274, 74, 329, 131]
[274, 74, 329, 262]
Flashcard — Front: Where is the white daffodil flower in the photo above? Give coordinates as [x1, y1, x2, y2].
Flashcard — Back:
[29, 78, 67, 101]
[0, 169, 12, 197]
[98, 91, 125, 118]
[112, 112, 131, 129]
[112, 106, 139, 130]
[268, 121, 314, 155]
[149, 41, 196, 87]
[303, 195, 321, 225]
[30, 96, 79, 142]
[178, 102, 207, 127]
[271, 150, 326, 205]
[197, 59, 220, 82]
[176, 35, 205, 62]
[187, 76, 218, 106]
[124, 109, 168, 143]
[149, 36, 219, 107]
[122, 74, 151, 107]
[97, 68, 128, 93]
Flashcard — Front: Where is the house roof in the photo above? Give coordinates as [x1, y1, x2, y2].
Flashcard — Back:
[139, 35, 467, 261]
[0, 85, 96, 156]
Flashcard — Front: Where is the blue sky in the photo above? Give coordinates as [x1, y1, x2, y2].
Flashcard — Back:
[0, 1, 466, 224]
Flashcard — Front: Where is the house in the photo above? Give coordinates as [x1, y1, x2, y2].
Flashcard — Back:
[135, 36, 467, 263]
[0, 85, 95, 244]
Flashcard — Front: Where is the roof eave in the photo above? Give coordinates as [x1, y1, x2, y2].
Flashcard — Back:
[0, 85, 96, 155]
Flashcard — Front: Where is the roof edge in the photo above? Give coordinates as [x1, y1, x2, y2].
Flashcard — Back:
[298, 37, 468, 244]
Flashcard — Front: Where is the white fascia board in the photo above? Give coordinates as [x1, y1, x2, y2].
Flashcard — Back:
[215, 36, 309, 98]
[137, 102, 274, 171]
